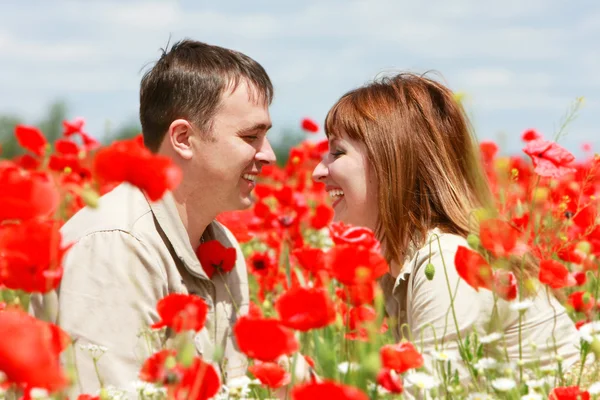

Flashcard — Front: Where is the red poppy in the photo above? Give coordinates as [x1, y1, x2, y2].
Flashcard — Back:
[175, 357, 221, 400]
[380, 342, 424, 374]
[292, 247, 328, 274]
[549, 386, 590, 400]
[77, 395, 100, 400]
[454, 246, 493, 291]
[376, 368, 404, 394]
[480, 141, 498, 164]
[521, 129, 543, 142]
[249, 361, 290, 389]
[13, 154, 41, 170]
[539, 259, 576, 289]
[93, 136, 182, 201]
[0, 162, 60, 222]
[151, 294, 208, 333]
[338, 281, 376, 306]
[329, 222, 381, 252]
[0, 309, 70, 391]
[234, 315, 299, 362]
[0, 219, 68, 293]
[327, 245, 388, 286]
[247, 251, 278, 278]
[479, 219, 528, 258]
[523, 139, 576, 178]
[54, 138, 80, 155]
[275, 286, 336, 331]
[292, 380, 368, 400]
[310, 204, 334, 230]
[15, 125, 47, 157]
[195, 240, 237, 279]
[347, 305, 376, 331]
[63, 117, 86, 137]
[492, 270, 517, 301]
[567, 291, 595, 314]
[300, 118, 320, 133]
[215, 210, 254, 242]
[139, 349, 180, 383]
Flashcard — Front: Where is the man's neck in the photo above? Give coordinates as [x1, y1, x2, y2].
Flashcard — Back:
[171, 188, 216, 249]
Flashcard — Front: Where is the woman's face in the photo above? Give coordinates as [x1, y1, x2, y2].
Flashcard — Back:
[312, 133, 379, 231]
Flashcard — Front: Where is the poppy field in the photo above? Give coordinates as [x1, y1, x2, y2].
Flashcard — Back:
[1, 115, 600, 400]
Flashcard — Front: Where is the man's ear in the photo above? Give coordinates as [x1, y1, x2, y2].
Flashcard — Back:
[167, 119, 194, 160]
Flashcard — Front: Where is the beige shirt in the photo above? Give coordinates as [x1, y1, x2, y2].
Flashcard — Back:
[32, 183, 249, 395]
[381, 228, 580, 383]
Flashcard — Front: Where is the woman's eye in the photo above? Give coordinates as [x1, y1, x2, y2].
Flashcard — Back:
[330, 150, 344, 158]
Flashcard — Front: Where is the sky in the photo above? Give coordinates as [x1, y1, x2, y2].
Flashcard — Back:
[0, 0, 598, 155]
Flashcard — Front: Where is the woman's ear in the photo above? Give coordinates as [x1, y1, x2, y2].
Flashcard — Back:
[166, 119, 194, 160]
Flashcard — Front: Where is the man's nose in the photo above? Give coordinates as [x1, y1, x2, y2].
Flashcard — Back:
[256, 137, 276, 165]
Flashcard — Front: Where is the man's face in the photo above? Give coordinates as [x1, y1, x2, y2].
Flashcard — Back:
[188, 81, 276, 214]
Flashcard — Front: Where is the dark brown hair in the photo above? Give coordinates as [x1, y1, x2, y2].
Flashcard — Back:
[325, 72, 494, 266]
[139, 39, 274, 152]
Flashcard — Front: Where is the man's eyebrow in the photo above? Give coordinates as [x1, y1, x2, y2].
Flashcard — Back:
[237, 123, 272, 134]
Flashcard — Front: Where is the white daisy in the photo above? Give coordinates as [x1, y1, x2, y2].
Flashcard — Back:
[491, 377, 516, 392]
[79, 343, 108, 358]
[431, 349, 457, 362]
[337, 361, 360, 374]
[467, 393, 495, 400]
[588, 381, 600, 395]
[405, 372, 438, 390]
[578, 321, 600, 343]
[525, 379, 546, 389]
[480, 332, 503, 344]
[521, 394, 543, 400]
[29, 388, 49, 400]
[510, 300, 534, 312]
[474, 357, 498, 370]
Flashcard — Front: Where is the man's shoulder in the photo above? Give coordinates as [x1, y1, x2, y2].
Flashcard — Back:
[61, 183, 153, 245]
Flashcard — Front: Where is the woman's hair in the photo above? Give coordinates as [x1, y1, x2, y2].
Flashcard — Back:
[324, 72, 494, 266]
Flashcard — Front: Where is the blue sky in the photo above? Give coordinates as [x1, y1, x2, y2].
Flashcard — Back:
[0, 0, 598, 155]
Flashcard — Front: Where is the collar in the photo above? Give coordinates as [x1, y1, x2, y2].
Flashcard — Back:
[146, 190, 210, 280]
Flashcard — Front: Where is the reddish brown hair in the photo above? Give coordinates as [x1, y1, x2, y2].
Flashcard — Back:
[325, 73, 493, 266]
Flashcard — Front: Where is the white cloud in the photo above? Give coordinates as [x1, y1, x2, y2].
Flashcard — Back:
[0, 0, 597, 144]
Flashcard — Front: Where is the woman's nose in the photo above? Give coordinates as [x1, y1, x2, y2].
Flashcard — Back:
[312, 161, 328, 182]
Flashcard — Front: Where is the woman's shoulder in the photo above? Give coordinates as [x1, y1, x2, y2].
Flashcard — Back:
[410, 228, 469, 266]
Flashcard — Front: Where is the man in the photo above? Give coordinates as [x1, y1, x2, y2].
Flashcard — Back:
[33, 40, 276, 394]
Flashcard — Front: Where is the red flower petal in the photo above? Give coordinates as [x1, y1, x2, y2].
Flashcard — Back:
[15, 125, 47, 157]
[151, 294, 208, 333]
[292, 380, 368, 400]
[454, 246, 493, 291]
[0, 309, 69, 391]
[380, 342, 424, 373]
[300, 118, 320, 133]
[234, 315, 298, 362]
[539, 259, 577, 289]
[249, 361, 290, 389]
[523, 139, 576, 178]
[275, 287, 336, 331]
[0, 162, 60, 222]
[195, 240, 237, 279]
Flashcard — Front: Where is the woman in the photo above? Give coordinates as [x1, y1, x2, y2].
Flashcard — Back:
[312, 73, 584, 388]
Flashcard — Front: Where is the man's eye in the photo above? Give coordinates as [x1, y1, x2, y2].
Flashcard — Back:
[244, 135, 259, 141]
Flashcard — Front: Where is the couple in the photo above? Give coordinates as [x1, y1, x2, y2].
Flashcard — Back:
[34, 39, 581, 395]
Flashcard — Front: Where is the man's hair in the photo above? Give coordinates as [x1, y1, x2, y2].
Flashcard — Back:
[139, 39, 274, 152]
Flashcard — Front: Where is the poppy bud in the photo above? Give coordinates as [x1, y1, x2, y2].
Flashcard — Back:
[424, 263, 435, 281]
[467, 234, 480, 250]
